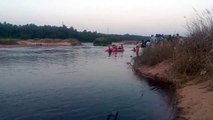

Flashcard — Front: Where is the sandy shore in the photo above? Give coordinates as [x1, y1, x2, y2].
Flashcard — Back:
[177, 81, 213, 120]
[0, 39, 81, 48]
[134, 60, 213, 120]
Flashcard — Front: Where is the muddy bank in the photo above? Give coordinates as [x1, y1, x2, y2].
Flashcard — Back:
[0, 38, 81, 47]
[133, 60, 179, 87]
[133, 60, 213, 120]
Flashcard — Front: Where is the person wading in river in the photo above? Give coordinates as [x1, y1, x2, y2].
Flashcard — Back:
[135, 46, 139, 56]
[108, 46, 112, 56]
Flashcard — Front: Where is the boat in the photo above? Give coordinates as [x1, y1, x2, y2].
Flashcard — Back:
[105, 44, 124, 52]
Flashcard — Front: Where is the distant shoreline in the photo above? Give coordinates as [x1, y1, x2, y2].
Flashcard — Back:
[0, 38, 81, 48]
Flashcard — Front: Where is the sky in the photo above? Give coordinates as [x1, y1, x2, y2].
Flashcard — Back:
[0, 0, 212, 36]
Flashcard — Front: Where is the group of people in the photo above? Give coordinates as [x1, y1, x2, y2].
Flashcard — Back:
[107, 41, 151, 57]
[132, 41, 150, 56]
[107, 44, 124, 56]
[108, 44, 123, 51]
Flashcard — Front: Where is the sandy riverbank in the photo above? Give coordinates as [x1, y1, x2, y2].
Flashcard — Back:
[0, 39, 81, 48]
[133, 60, 213, 120]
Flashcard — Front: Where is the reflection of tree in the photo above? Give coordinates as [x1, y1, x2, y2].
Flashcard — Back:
[0, 47, 80, 68]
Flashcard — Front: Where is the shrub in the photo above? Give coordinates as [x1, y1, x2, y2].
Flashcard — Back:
[140, 42, 175, 66]
[93, 37, 112, 46]
[173, 9, 213, 76]
[139, 9, 213, 78]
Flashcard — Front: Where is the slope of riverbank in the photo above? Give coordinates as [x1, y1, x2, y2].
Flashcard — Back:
[0, 38, 81, 47]
[177, 80, 213, 120]
[133, 60, 213, 120]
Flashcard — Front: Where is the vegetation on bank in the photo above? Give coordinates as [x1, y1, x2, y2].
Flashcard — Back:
[138, 9, 213, 83]
[0, 38, 19, 45]
[93, 37, 112, 46]
[0, 38, 81, 46]
[0, 22, 148, 42]
[23, 39, 81, 45]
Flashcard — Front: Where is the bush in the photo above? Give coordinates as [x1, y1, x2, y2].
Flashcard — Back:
[140, 42, 175, 66]
[173, 9, 213, 76]
[139, 9, 213, 78]
[93, 37, 112, 46]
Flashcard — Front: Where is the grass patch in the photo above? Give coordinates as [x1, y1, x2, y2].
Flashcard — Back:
[0, 38, 19, 45]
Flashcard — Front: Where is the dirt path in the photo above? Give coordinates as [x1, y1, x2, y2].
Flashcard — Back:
[177, 81, 213, 120]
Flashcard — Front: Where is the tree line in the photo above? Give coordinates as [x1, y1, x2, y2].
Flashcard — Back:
[0, 22, 148, 42]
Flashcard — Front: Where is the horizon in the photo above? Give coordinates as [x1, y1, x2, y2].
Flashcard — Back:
[0, 0, 213, 36]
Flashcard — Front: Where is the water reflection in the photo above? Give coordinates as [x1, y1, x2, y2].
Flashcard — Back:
[133, 69, 177, 120]
[0, 44, 176, 120]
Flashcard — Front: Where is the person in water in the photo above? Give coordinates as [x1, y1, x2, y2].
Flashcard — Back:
[135, 46, 139, 56]
[113, 45, 118, 51]
[132, 47, 136, 51]
[118, 44, 123, 49]
[108, 46, 112, 56]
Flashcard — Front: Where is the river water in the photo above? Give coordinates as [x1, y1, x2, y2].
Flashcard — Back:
[0, 43, 176, 120]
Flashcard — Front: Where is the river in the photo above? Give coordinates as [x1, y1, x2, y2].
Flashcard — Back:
[0, 43, 176, 120]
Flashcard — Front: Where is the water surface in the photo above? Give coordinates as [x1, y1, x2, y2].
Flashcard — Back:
[0, 43, 176, 120]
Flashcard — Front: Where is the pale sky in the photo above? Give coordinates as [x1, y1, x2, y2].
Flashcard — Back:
[0, 0, 212, 36]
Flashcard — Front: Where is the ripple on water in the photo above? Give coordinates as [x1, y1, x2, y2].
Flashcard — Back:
[0, 45, 176, 120]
